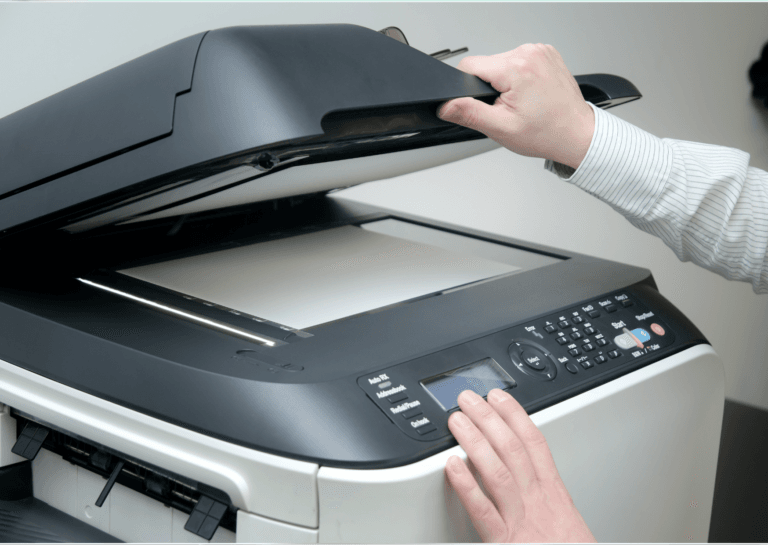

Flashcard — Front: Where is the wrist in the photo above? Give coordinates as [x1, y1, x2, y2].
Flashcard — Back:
[558, 104, 595, 170]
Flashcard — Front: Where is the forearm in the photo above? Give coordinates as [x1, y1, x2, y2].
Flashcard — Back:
[548, 103, 768, 293]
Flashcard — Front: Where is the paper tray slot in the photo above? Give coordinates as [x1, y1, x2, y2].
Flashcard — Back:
[12, 410, 238, 538]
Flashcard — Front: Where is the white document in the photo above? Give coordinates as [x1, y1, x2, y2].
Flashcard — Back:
[120, 225, 518, 330]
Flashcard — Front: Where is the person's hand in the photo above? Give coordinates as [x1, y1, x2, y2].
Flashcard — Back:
[445, 388, 596, 543]
[437, 44, 595, 170]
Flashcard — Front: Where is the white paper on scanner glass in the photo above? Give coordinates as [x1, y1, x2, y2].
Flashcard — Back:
[119, 226, 519, 330]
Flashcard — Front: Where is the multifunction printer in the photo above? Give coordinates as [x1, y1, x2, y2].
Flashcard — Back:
[0, 24, 724, 542]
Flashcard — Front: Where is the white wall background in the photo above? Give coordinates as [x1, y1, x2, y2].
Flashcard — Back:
[1, 2, 768, 410]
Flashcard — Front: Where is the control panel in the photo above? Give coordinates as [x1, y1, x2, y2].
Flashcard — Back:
[358, 290, 677, 441]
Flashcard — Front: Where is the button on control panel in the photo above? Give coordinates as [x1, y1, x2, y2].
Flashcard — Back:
[509, 340, 557, 381]
[357, 371, 442, 441]
[359, 290, 677, 441]
[528, 294, 675, 376]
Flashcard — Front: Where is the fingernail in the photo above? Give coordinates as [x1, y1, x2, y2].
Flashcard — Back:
[489, 389, 507, 402]
[436, 101, 450, 119]
[460, 390, 481, 405]
[447, 456, 463, 473]
[452, 412, 472, 428]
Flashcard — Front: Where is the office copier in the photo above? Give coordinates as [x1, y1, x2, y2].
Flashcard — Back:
[0, 24, 725, 543]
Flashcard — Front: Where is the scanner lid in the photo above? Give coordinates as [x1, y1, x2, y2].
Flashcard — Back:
[0, 24, 641, 242]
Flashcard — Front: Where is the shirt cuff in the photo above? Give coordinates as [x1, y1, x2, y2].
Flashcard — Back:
[545, 101, 673, 220]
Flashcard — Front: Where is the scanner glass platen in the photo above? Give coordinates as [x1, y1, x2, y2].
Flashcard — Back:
[117, 220, 560, 331]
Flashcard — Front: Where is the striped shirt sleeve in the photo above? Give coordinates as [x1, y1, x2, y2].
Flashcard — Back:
[545, 102, 768, 294]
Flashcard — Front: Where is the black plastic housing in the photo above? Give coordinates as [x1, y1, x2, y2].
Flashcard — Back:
[0, 24, 640, 243]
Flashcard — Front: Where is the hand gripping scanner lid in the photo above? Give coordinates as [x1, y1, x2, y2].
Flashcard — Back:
[0, 24, 724, 544]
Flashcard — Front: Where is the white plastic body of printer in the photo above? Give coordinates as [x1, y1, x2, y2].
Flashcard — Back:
[0, 343, 723, 542]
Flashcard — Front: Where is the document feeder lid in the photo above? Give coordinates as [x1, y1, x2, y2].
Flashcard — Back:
[0, 24, 641, 241]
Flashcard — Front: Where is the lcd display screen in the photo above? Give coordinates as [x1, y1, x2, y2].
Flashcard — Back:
[421, 358, 516, 411]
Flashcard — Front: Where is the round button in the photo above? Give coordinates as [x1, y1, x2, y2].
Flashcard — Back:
[520, 349, 547, 370]
[651, 323, 665, 336]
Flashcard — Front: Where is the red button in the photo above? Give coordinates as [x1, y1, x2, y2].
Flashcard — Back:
[651, 323, 665, 336]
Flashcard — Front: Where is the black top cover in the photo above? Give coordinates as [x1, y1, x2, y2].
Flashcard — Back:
[0, 33, 204, 201]
[0, 25, 494, 240]
[0, 24, 640, 243]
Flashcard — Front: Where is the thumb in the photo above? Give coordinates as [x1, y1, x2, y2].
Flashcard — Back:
[437, 97, 502, 135]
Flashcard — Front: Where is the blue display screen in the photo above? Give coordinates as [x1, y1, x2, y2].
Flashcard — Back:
[420, 358, 516, 411]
